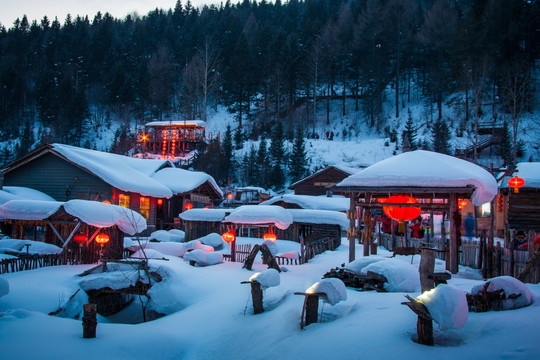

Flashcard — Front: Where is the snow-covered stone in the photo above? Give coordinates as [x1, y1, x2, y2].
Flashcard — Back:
[417, 284, 468, 329]
[306, 278, 347, 306]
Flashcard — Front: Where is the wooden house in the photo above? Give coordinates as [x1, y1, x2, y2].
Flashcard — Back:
[261, 193, 349, 212]
[0, 144, 222, 232]
[288, 165, 361, 196]
[179, 209, 231, 242]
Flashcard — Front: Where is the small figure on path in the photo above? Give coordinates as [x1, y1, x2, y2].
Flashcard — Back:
[464, 212, 475, 240]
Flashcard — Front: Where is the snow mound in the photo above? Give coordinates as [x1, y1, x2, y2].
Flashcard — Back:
[148, 230, 184, 243]
[346, 257, 385, 273]
[184, 249, 223, 266]
[127, 240, 208, 258]
[0, 239, 62, 255]
[131, 248, 169, 260]
[197, 233, 224, 248]
[307, 278, 347, 306]
[249, 269, 280, 289]
[361, 259, 420, 292]
[417, 284, 468, 329]
[0, 277, 9, 298]
[471, 276, 534, 310]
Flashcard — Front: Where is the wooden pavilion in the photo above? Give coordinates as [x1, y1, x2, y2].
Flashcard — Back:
[334, 150, 498, 273]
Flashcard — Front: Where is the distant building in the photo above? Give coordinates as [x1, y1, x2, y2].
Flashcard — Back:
[1, 143, 222, 232]
[288, 165, 362, 196]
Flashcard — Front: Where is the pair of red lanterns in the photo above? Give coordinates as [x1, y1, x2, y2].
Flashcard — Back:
[222, 226, 277, 243]
[73, 233, 110, 246]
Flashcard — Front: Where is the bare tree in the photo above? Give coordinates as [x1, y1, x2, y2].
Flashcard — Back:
[195, 40, 221, 122]
[503, 60, 531, 165]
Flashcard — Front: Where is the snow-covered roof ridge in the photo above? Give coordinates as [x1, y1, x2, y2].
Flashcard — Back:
[0, 186, 55, 205]
[286, 209, 349, 229]
[0, 199, 146, 235]
[289, 165, 361, 188]
[179, 208, 229, 222]
[145, 120, 207, 128]
[52, 143, 173, 198]
[223, 205, 293, 230]
[260, 193, 349, 212]
[500, 162, 540, 189]
[336, 150, 498, 205]
[151, 167, 223, 198]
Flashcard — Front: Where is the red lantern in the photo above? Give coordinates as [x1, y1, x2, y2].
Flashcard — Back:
[73, 233, 87, 244]
[263, 226, 277, 242]
[458, 199, 467, 211]
[508, 176, 525, 193]
[381, 194, 421, 222]
[102, 200, 111, 205]
[157, 198, 163, 206]
[185, 202, 194, 210]
[95, 233, 110, 245]
[222, 230, 236, 243]
[227, 193, 234, 200]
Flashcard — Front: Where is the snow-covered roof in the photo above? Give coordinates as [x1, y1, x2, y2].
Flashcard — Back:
[223, 205, 293, 230]
[500, 162, 540, 189]
[0, 199, 146, 235]
[145, 120, 207, 128]
[336, 150, 498, 205]
[260, 194, 349, 212]
[179, 209, 229, 222]
[289, 165, 361, 188]
[286, 209, 349, 229]
[0, 186, 55, 205]
[52, 143, 173, 198]
[151, 167, 223, 198]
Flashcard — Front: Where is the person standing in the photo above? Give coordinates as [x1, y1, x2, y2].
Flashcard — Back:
[464, 212, 476, 240]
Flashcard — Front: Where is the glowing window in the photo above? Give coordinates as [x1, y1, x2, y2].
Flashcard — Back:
[118, 193, 131, 208]
[139, 197, 150, 219]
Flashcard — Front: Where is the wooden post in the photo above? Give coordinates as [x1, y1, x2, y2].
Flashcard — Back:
[348, 195, 356, 263]
[82, 303, 97, 338]
[295, 292, 325, 329]
[449, 194, 459, 274]
[419, 248, 436, 293]
[402, 295, 434, 346]
[231, 225, 236, 262]
[241, 281, 264, 314]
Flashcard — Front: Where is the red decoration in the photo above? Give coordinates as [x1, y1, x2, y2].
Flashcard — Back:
[222, 230, 236, 243]
[227, 193, 234, 200]
[102, 200, 111, 205]
[157, 199, 163, 206]
[458, 199, 467, 211]
[380, 194, 421, 222]
[95, 233, 110, 245]
[185, 202, 193, 210]
[508, 176, 525, 193]
[73, 234, 87, 244]
[263, 227, 277, 242]
[497, 193, 504, 212]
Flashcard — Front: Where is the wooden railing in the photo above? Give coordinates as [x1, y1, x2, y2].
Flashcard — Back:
[0, 253, 70, 274]
[223, 244, 252, 263]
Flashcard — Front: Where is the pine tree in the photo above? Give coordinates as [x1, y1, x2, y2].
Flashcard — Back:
[289, 126, 308, 183]
[496, 121, 513, 165]
[16, 121, 34, 158]
[269, 122, 286, 189]
[234, 127, 244, 150]
[401, 109, 418, 150]
[431, 118, 451, 155]
[257, 139, 270, 189]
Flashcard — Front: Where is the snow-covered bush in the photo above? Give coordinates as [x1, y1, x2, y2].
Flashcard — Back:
[249, 269, 280, 289]
[346, 257, 385, 273]
[148, 230, 185, 243]
[470, 276, 534, 311]
[417, 284, 468, 329]
[196, 233, 224, 248]
[306, 278, 347, 306]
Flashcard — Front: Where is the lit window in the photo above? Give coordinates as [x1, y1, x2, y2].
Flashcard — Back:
[479, 202, 491, 217]
[118, 193, 130, 208]
[139, 197, 150, 219]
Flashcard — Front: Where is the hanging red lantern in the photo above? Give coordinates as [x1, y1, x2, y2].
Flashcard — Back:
[227, 193, 234, 200]
[222, 229, 236, 243]
[380, 194, 421, 222]
[458, 198, 467, 211]
[95, 233, 110, 245]
[508, 176, 525, 193]
[157, 198, 163, 206]
[73, 233, 87, 244]
[263, 226, 277, 242]
[185, 202, 194, 210]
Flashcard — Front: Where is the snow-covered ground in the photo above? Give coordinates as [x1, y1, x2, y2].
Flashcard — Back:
[1, 238, 539, 360]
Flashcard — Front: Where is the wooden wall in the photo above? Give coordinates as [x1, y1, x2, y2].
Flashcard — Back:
[507, 189, 540, 232]
[290, 167, 350, 196]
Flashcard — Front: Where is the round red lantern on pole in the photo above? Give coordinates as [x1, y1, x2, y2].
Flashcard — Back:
[508, 176, 524, 193]
[95, 233, 110, 246]
[381, 194, 421, 223]
[73, 233, 88, 244]
[222, 229, 236, 243]
[263, 226, 277, 242]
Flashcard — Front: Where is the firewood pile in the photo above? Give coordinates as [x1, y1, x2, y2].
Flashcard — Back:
[323, 267, 388, 292]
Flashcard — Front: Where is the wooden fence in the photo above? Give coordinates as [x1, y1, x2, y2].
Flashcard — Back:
[223, 244, 252, 263]
[376, 232, 539, 283]
[301, 237, 340, 264]
[0, 253, 70, 274]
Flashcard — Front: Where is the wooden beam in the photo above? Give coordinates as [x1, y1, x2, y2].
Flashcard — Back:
[449, 194, 459, 273]
[46, 219, 66, 245]
[348, 194, 356, 263]
[62, 220, 83, 249]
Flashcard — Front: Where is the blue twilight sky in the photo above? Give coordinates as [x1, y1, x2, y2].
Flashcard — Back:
[0, 0, 214, 28]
